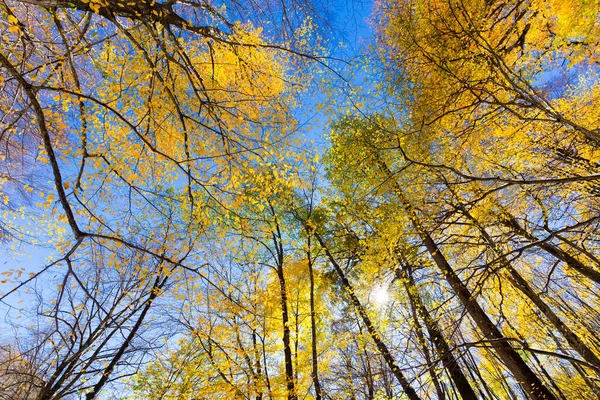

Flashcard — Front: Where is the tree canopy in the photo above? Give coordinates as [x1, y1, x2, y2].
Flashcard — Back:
[1, 0, 599, 399]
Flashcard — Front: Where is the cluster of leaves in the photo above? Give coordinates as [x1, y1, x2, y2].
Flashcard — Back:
[1, 0, 600, 399]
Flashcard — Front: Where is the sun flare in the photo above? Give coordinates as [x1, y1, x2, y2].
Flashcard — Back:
[372, 286, 389, 306]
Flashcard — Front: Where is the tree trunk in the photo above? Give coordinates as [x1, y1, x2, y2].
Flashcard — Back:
[500, 214, 600, 285]
[398, 264, 477, 400]
[401, 276, 446, 400]
[306, 234, 323, 400]
[315, 233, 422, 400]
[272, 230, 297, 400]
[467, 210, 600, 370]
[376, 158, 557, 400]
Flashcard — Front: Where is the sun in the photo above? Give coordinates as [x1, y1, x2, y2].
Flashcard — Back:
[371, 286, 389, 306]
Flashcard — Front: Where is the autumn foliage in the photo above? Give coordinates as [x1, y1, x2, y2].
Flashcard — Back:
[1, 0, 599, 399]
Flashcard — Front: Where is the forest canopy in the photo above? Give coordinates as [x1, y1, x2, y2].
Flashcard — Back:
[1, 0, 599, 399]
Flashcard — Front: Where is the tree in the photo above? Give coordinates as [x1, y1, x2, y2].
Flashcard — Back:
[1, 0, 320, 398]
[0, 344, 45, 400]
[361, 0, 600, 396]
[3, 0, 600, 398]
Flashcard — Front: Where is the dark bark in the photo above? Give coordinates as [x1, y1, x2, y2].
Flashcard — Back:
[314, 233, 422, 400]
[398, 265, 478, 400]
[306, 234, 323, 400]
[501, 215, 600, 285]
[83, 274, 166, 400]
[252, 331, 263, 400]
[400, 268, 446, 400]
[376, 158, 557, 400]
[273, 228, 297, 400]
[468, 211, 600, 370]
